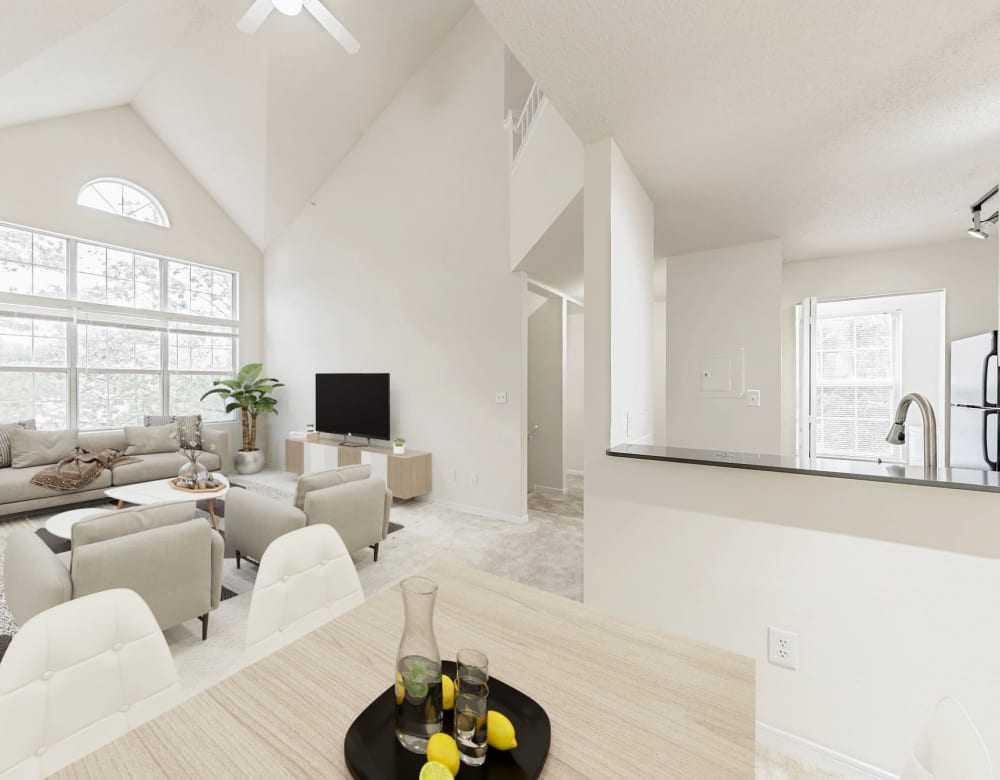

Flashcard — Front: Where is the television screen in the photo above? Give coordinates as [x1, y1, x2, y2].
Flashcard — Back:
[315, 373, 390, 441]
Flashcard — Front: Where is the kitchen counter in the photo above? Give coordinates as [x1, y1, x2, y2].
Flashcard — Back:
[607, 444, 1000, 494]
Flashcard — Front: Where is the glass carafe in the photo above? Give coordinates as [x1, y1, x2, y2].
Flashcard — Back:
[394, 576, 443, 752]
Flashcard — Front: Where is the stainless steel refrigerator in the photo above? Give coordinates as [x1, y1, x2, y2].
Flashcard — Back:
[950, 330, 999, 470]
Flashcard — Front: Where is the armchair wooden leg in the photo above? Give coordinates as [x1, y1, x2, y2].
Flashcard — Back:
[199, 613, 209, 641]
[235, 550, 241, 570]
[371, 542, 380, 562]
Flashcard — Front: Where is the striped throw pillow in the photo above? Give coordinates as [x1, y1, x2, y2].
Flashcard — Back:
[0, 418, 37, 468]
[144, 414, 202, 449]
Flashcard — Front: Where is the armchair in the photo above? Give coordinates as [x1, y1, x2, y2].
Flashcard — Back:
[4, 501, 223, 639]
[225, 464, 391, 568]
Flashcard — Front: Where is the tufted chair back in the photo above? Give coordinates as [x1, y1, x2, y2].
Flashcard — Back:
[245, 524, 364, 664]
[0, 589, 181, 778]
[901, 697, 993, 780]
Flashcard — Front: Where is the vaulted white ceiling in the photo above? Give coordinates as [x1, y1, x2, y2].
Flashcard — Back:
[476, 0, 1000, 261]
[0, 0, 471, 249]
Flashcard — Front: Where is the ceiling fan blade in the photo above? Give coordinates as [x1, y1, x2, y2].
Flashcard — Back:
[304, 0, 360, 54]
[237, 0, 274, 34]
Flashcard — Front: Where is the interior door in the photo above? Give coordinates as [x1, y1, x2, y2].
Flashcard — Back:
[795, 297, 817, 458]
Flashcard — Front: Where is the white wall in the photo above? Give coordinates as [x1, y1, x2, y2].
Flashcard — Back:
[0, 105, 263, 451]
[584, 140, 1000, 772]
[509, 99, 583, 269]
[782, 238, 998, 455]
[664, 239, 783, 453]
[564, 306, 585, 474]
[263, 9, 526, 520]
[652, 301, 667, 444]
[608, 142, 654, 446]
[527, 295, 564, 491]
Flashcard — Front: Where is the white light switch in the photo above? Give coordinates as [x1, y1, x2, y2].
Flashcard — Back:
[495, 392, 507, 404]
[746, 389, 761, 407]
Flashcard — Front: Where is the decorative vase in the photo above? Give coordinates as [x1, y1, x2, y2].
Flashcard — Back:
[395, 576, 443, 753]
[178, 457, 209, 486]
[234, 449, 265, 475]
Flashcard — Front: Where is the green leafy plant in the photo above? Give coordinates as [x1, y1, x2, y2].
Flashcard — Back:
[200, 363, 284, 452]
[394, 437, 406, 447]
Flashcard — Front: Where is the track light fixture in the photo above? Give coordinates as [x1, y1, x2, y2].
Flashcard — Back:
[968, 185, 999, 239]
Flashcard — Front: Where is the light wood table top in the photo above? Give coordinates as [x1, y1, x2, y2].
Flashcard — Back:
[56, 564, 755, 779]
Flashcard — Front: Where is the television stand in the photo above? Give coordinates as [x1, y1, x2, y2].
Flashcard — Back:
[340, 434, 371, 448]
[285, 437, 431, 499]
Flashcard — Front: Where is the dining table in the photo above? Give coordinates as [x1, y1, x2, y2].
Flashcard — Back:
[55, 562, 756, 778]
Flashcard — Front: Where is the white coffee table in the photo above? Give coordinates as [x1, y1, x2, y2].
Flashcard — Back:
[105, 473, 229, 530]
[44, 507, 109, 540]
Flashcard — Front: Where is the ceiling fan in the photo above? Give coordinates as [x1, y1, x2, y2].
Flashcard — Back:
[237, 0, 360, 54]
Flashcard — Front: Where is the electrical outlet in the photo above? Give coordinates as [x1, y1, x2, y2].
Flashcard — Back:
[450, 468, 457, 482]
[470, 471, 479, 487]
[746, 389, 761, 407]
[495, 391, 507, 404]
[768, 626, 798, 670]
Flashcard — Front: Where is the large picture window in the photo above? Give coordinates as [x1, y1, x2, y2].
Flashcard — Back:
[0, 221, 238, 430]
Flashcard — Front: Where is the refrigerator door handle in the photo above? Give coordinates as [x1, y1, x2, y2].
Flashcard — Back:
[983, 409, 998, 471]
[987, 353, 999, 407]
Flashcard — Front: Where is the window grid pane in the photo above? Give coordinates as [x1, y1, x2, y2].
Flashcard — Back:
[0, 220, 237, 430]
[813, 313, 899, 462]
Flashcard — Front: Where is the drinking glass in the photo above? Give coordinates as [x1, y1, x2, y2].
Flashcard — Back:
[453, 648, 489, 766]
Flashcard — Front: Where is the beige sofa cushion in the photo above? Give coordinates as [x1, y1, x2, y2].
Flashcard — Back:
[78, 429, 127, 453]
[0, 418, 36, 468]
[72, 501, 196, 550]
[10, 428, 78, 468]
[294, 464, 371, 510]
[111, 451, 222, 485]
[124, 422, 178, 455]
[0, 464, 112, 503]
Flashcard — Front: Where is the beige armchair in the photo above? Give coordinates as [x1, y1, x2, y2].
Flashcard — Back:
[4, 501, 223, 639]
[225, 464, 391, 568]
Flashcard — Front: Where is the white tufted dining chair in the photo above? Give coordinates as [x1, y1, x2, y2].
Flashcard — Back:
[901, 697, 994, 780]
[0, 588, 182, 778]
[245, 524, 364, 664]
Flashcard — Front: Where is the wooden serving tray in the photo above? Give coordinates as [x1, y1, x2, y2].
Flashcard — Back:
[168, 478, 225, 494]
[344, 660, 550, 779]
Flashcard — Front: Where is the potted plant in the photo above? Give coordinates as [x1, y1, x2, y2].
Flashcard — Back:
[201, 363, 284, 475]
[393, 437, 406, 455]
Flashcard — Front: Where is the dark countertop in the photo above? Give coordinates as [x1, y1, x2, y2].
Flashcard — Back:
[606, 443, 1000, 494]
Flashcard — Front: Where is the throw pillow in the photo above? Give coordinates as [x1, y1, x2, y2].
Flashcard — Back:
[124, 422, 179, 455]
[144, 414, 202, 449]
[0, 418, 36, 468]
[10, 428, 78, 469]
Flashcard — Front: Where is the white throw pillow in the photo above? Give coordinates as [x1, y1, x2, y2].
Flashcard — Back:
[124, 422, 179, 455]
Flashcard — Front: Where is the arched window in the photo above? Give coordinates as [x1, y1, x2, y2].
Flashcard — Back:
[77, 178, 170, 228]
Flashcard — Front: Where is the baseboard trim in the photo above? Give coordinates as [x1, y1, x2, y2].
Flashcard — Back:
[531, 484, 567, 496]
[565, 469, 584, 477]
[756, 722, 897, 780]
[429, 498, 529, 525]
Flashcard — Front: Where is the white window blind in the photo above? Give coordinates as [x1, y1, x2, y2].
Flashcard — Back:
[813, 311, 901, 462]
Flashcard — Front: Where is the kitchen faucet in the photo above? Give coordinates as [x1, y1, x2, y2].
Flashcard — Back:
[885, 393, 937, 469]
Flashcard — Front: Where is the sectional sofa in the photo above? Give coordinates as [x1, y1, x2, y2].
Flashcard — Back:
[0, 427, 232, 518]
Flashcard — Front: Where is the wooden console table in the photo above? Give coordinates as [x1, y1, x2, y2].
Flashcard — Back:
[285, 437, 431, 499]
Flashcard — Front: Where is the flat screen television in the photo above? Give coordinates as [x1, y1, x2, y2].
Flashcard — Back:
[315, 373, 390, 442]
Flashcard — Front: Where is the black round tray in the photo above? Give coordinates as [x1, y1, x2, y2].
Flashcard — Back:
[344, 660, 550, 779]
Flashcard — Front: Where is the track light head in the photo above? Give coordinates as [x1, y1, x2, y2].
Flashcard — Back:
[968, 208, 990, 239]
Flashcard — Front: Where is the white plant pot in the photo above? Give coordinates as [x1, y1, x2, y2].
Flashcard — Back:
[393, 445, 406, 455]
[234, 449, 265, 474]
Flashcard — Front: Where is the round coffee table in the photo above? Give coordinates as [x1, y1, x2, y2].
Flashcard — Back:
[44, 507, 109, 540]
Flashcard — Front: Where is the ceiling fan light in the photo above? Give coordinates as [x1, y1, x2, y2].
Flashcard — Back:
[273, 0, 304, 15]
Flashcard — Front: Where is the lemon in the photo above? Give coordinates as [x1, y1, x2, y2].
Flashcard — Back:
[426, 733, 460, 776]
[395, 672, 404, 705]
[487, 710, 518, 750]
[441, 674, 455, 710]
[419, 760, 454, 780]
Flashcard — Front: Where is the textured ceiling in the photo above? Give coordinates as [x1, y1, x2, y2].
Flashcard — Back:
[475, 0, 1000, 260]
[0, 0, 471, 249]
